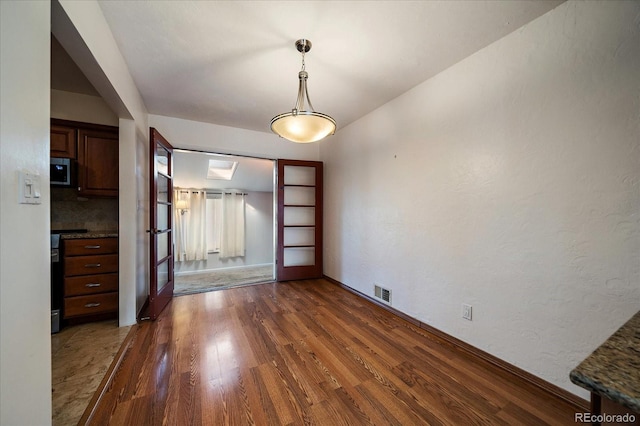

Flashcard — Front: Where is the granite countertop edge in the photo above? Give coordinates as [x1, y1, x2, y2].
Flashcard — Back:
[60, 232, 118, 239]
[570, 370, 640, 412]
[569, 310, 640, 413]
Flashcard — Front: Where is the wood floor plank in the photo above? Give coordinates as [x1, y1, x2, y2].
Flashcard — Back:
[359, 378, 426, 425]
[85, 279, 581, 425]
[351, 383, 407, 426]
[255, 362, 300, 425]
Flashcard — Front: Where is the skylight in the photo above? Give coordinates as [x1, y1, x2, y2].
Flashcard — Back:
[207, 159, 238, 180]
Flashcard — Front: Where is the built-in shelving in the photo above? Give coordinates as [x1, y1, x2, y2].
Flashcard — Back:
[277, 161, 323, 280]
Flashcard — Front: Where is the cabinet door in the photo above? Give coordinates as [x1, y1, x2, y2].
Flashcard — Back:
[50, 125, 77, 158]
[78, 128, 119, 197]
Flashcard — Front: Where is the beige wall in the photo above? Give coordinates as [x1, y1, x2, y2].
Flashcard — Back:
[51, 89, 119, 126]
[321, 0, 640, 399]
[0, 1, 52, 423]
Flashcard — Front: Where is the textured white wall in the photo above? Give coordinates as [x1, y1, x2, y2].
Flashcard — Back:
[0, 1, 52, 423]
[321, 0, 640, 398]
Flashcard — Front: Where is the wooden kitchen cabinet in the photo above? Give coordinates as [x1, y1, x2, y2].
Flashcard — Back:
[77, 128, 119, 197]
[63, 237, 118, 321]
[50, 124, 77, 158]
[50, 119, 119, 197]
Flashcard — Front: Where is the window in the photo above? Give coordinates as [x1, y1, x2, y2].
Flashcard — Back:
[207, 159, 238, 180]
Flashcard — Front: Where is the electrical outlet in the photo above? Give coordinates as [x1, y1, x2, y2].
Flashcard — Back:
[462, 304, 472, 321]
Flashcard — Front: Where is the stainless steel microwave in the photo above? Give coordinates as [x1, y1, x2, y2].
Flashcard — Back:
[50, 158, 72, 186]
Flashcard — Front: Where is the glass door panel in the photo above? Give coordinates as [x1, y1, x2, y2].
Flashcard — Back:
[284, 186, 315, 205]
[283, 207, 315, 226]
[157, 174, 169, 203]
[157, 204, 170, 230]
[283, 165, 315, 185]
[283, 227, 315, 246]
[157, 231, 170, 261]
[283, 247, 315, 267]
[157, 258, 170, 293]
[157, 146, 169, 175]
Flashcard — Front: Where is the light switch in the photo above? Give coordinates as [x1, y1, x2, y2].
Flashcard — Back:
[18, 171, 42, 205]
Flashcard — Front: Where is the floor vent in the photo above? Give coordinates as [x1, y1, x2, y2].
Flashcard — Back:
[374, 284, 391, 304]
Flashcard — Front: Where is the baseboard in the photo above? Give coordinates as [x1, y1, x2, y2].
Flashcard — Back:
[323, 274, 590, 412]
[78, 323, 139, 425]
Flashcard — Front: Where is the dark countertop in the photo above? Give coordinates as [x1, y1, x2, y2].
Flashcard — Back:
[60, 231, 118, 239]
[570, 310, 640, 412]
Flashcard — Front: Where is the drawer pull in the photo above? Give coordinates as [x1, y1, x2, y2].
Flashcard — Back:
[84, 245, 101, 249]
[84, 303, 101, 308]
[84, 263, 101, 268]
[85, 283, 101, 288]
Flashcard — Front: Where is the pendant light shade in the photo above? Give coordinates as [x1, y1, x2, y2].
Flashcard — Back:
[270, 39, 336, 143]
[271, 111, 336, 144]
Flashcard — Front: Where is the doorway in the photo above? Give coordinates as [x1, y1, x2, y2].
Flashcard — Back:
[172, 149, 276, 295]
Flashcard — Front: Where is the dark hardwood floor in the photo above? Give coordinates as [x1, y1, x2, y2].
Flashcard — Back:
[83, 279, 580, 425]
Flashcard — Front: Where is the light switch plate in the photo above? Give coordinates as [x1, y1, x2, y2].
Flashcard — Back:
[462, 304, 472, 321]
[18, 171, 42, 205]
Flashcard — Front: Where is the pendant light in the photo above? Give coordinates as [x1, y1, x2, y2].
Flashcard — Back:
[270, 39, 336, 143]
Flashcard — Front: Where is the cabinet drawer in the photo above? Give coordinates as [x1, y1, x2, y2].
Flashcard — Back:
[64, 292, 118, 318]
[64, 254, 118, 276]
[64, 273, 118, 296]
[64, 238, 118, 256]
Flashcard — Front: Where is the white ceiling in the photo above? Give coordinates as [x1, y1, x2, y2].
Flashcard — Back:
[174, 150, 275, 192]
[92, 0, 563, 135]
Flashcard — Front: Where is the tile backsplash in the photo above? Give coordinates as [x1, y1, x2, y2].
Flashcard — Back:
[51, 188, 118, 231]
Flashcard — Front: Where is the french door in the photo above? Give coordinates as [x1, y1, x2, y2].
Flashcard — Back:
[277, 159, 323, 281]
[147, 128, 175, 320]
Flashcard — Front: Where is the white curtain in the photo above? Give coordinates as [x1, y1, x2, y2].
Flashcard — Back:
[207, 197, 223, 253]
[220, 192, 245, 258]
[174, 189, 207, 261]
